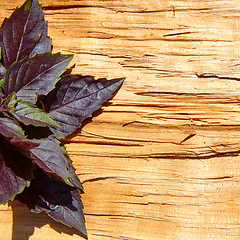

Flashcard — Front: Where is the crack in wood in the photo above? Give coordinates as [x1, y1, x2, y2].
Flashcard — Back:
[92, 233, 145, 240]
[42, 5, 108, 11]
[196, 73, 240, 81]
[163, 31, 194, 37]
[82, 176, 118, 184]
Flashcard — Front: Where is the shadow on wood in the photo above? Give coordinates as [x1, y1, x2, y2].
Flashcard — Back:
[8, 201, 86, 240]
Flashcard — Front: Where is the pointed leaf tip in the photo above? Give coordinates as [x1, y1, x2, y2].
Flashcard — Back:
[17, 169, 87, 236]
[24, 136, 83, 190]
[48, 75, 125, 139]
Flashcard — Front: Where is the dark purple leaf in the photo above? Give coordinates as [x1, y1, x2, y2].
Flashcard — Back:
[48, 75, 124, 139]
[0, 0, 51, 68]
[16, 169, 87, 238]
[25, 136, 83, 190]
[3, 53, 73, 104]
[0, 139, 33, 204]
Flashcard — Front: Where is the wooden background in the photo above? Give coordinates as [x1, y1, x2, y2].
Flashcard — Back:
[1, 0, 240, 239]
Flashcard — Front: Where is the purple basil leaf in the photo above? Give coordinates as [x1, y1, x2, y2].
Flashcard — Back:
[16, 169, 87, 238]
[0, 117, 39, 150]
[3, 53, 73, 104]
[0, 139, 33, 204]
[48, 75, 124, 139]
[0, 0, 52, 68]
[25, 136, 83, 190]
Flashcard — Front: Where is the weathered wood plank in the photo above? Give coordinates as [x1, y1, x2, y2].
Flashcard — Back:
[1, 0, 240, 239]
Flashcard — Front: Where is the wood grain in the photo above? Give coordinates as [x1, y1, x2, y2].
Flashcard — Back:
[1, 0, 240, 239]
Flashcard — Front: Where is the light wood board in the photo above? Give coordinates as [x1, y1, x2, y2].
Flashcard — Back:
[1, 0, 240, 239]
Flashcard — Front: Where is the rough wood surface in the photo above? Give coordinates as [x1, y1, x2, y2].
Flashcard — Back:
[1, 0, 240, 239]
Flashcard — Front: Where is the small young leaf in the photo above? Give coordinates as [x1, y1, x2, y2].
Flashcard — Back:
[3, 53, 73, 104]
[16, 169, 87, 238]
[0, 0, 51, 68]
[7, 98, 59, 128]
[48, 75, 124, 139]
[0, 139, 33, 204]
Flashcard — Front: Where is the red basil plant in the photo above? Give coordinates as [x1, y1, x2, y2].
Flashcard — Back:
[0, 0, 124, 238]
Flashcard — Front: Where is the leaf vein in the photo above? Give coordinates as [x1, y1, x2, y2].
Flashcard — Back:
[16, 8, 31, 62]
